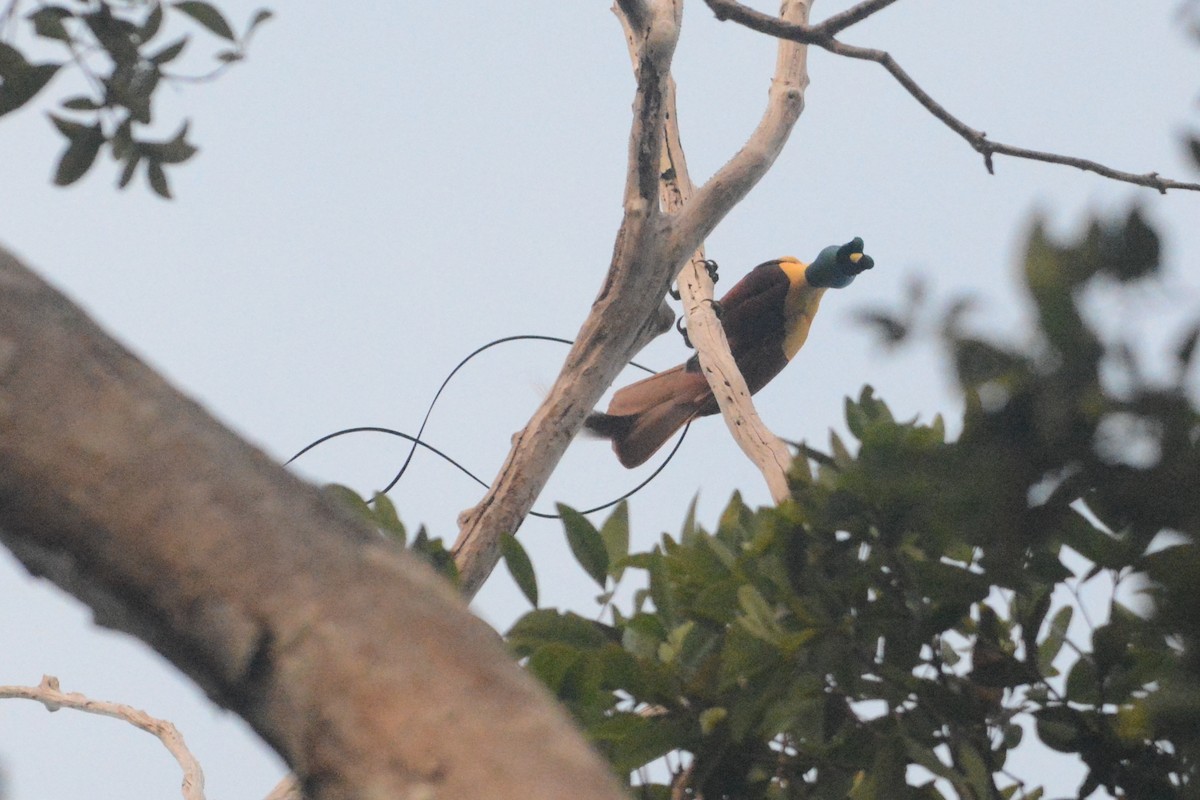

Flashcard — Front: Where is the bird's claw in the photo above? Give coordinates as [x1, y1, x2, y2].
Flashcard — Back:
[676, 316, 694, 349]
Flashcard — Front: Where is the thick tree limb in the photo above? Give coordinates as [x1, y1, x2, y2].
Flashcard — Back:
[702, 0, 1200, 193]
[0, 246, 627, 800]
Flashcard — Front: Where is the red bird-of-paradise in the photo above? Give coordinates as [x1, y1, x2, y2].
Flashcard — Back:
[586, 238, 875, 467]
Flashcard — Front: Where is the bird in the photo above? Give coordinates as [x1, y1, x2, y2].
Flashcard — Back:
[585, 238, 874, 468]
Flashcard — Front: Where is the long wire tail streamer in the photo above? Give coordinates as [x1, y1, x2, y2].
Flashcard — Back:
[285, 334, 687, 518]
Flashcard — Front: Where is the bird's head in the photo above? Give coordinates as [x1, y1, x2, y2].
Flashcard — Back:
[804, 237, 875, 289]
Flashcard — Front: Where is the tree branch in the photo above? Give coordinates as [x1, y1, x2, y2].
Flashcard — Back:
[702, 0, 1200, 193]
[659, 0, 815, 268]
[0, 246, 627, 800]
[0, 675, 205, 800]
[652, 56, 797, 502]
[452, 0, 682, 598]
[453, 0, 823, 594]
[639, 0, 819, 479]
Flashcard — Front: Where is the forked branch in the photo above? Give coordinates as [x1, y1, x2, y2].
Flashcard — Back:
[453, 0, 817, 595]
[703, 0, 1200, 193]
[452, 0, 682, 597]
[649, 10, 812, 501]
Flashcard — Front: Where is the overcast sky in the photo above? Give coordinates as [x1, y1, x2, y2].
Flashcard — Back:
[2, 2, 1199, 798]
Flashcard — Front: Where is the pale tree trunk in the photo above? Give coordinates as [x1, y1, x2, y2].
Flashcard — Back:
[0, 246, 626, 800]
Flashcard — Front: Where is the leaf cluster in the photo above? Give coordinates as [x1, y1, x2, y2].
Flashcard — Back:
[0, 1, 270, 196]
[512, 209, 1200, 799]
[321, 484, 459, 584]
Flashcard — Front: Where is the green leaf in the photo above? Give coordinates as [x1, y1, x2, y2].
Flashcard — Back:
[61, 95, 102, 111]
[958, 742, 994, 799]
[599, 501, 630, 581]
[215, 50, 244, 63]
[370, 492, 406, 545]
[27, 7, 73, 42]
[1034, 706, 1083, 753]
[172, 1, 236, 40]
[408, 527, 458, 584]
[248, 9, 274, 34]
[621, 613, 665, 660]
[1060, 510, 1125, 569]
[141, 3, 164, 41]
[1065, 656, 1100, 705]
[699, 706, 727, 734]
[501, 533, 538, 608]
[0, 53, 61, 117]
[52, 118, 104, 186]
[525, 642, 583, 694]
[117, 154, 140, 188]
[147, 160, 171, 198]
[322, 483, 373, 520]
[507, 609, 610, 655]
[558, 503, 609, 587]
[1038, 605, 1073, 674]
[680, 494, 700, 543]
[1102, 208, 1160, 283]
[589, 712, 689, 774]
[149, 36, 190, 64]
[845, 392, 869, 440]
[140, 121, 198, 164]
[829, 430, 853, 467]
[736, 585, 781, 644]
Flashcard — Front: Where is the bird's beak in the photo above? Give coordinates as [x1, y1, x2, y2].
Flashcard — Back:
[849, 252, 864, 265]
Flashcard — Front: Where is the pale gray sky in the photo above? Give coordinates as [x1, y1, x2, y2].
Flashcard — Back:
[2, 2, 1199, 797]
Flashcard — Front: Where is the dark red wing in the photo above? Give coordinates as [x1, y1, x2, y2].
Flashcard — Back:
[715, 261, 791, 357]
[707, 261, 791, 393]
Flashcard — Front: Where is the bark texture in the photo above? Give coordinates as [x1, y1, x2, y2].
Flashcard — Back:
[0, 246, 626, 800]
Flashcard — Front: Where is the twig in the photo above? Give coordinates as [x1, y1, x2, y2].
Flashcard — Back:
[0, 675, 206, 800]
[0, 0, 21, 38]
[702, 0, 1200, 193]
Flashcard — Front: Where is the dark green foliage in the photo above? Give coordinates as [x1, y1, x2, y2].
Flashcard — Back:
[321, 483, 459, 584]
[514, 209, 1200, 799]
[502, 533, 538, 608]
[0, 1, 270, 195]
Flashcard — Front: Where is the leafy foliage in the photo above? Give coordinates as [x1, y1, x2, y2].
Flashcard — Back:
[0, 0, 270, 196]
[513, 209, 1200, 799]
[321, 484, 460, 584]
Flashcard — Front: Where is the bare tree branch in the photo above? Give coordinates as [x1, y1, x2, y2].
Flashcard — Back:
[659, 0, 815, 267]
[452, 0, 822, 595]
[818, 0, 902, 35]
[651, 44, 800, 502]
[0, 246, 627, 800]
[702, 0, 1200, 193]
[452, 0, 683, 597]
[0, 676, 205, 800]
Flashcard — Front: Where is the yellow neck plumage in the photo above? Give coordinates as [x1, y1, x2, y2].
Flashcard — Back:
[776, 257, 828, 361]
